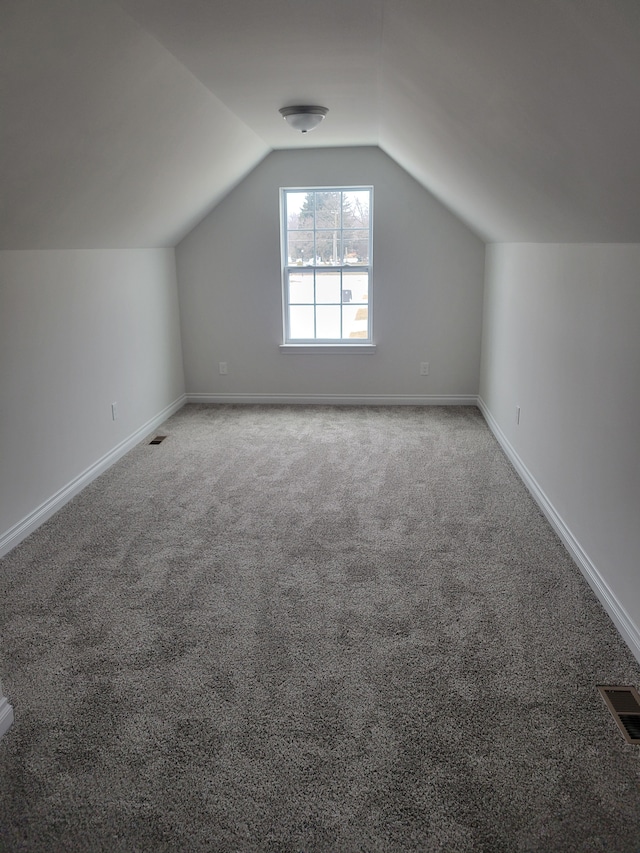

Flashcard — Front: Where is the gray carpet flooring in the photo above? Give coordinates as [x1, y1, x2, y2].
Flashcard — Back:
[1, 404, 639, 852]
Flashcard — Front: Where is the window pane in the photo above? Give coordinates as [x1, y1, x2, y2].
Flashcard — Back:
[343, 190, 370, 228]
[289, 305, 315, 339]
[343, 305, 369, 339]
[342, 230, 369, 264]
[287, 231, 314, 266]
[343, 270, 369, 304]
[316, 305, 341, 339]
[285, 193, 309, 229]
[288, 271, 314, 304]
[315, 191, 341, 229]
[315, 230, 340, 265]
[316, 271, 341, 304]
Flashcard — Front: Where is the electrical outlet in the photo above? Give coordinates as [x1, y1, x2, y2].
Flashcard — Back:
[219, 362, 228, 375]
[111, 402, 118, 421]
[420, 362, 429, 376]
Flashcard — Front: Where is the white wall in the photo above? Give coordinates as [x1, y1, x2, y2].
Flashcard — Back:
[480, 243, 640, 658]
[176, 147, 485, 401]
[0, 249, 185, 553]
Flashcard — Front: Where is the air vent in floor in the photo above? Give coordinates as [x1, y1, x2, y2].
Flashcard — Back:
[148, 435, 167, 445]
[598, 685, 640, 743]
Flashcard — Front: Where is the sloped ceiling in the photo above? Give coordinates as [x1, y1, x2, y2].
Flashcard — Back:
[2, 0, 640, 249]
[0, 0, 268, 249]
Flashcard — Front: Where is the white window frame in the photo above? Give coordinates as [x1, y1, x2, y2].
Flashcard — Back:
[280, 186, 374, 350]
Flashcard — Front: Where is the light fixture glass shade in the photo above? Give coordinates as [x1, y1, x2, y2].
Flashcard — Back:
[279, 105, 328, 133]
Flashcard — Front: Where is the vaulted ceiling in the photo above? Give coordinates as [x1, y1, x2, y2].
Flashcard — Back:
[2, 0, 639, 249]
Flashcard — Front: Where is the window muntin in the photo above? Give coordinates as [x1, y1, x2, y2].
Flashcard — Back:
[282, 187, 373, 344]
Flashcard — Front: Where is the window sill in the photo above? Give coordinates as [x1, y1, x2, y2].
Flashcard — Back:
[279, 343, 376, 354]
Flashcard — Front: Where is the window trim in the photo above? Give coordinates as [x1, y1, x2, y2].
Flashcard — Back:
[280, 186, 374, 347]
[279, 343, 376, 353]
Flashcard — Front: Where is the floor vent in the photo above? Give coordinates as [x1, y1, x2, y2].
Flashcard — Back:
[148, 435, 167, 445]
[598, 685, 640, 743]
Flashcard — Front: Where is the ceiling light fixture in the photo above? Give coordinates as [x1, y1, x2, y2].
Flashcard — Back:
[279, 105, 328, 133]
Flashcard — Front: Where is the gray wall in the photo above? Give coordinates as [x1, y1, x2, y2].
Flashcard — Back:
[479, 243, 640, 656]
[0, 249, 185, 551]
[176, 147, 485, 400]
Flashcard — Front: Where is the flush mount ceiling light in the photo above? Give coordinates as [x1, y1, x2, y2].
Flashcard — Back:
[279, 105, 328, 133]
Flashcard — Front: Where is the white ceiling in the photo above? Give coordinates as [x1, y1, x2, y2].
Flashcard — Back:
[2, 0, 640, 248]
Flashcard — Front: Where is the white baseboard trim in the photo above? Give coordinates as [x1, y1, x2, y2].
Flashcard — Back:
[186, 393, 479, 406]
[0, 697, 14, 741]
[0, 394, 187, 558]
[478, 396, 640, 665]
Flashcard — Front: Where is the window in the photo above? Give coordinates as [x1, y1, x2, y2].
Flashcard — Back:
[281, 187, 373, 345]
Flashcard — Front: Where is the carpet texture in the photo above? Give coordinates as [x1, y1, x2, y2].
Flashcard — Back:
[1, 404, 639, 852]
